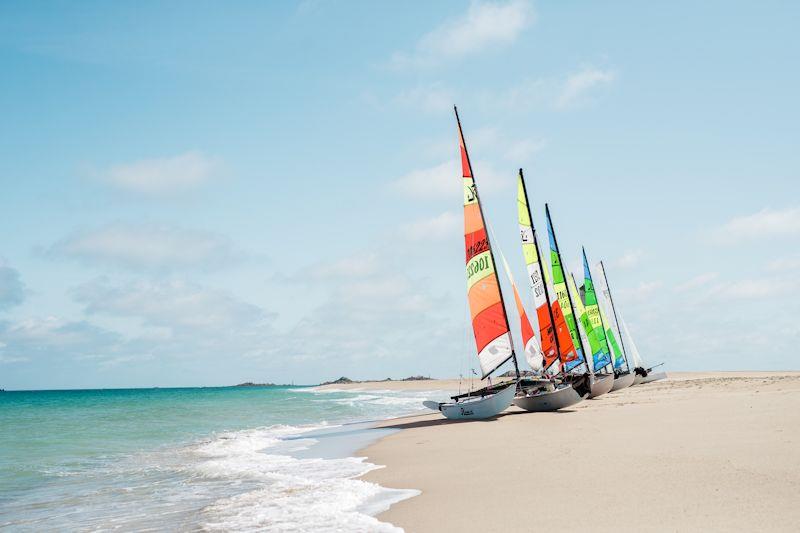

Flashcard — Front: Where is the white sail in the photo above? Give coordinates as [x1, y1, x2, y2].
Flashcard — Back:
[619, 315, 645, 368]
[593, 262, 625, 351]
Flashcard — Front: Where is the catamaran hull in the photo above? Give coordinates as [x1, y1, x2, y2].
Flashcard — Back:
[438, 383, 516, 420]
[641, 371, 667, 384]
[632, 373, 645, 386]
[589, 373, 615, 398]
[513, 384, 585, 412]
[610, 372, 635, 391]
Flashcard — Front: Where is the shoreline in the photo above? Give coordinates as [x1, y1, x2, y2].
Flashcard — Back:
[354, 371, 800, 532]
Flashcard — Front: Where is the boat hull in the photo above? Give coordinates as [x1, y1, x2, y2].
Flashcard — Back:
[641, 371, 667, 384]
[438, 383, 516, 420]
[632, 373, 645, 386]
[610, 371, 635, 391]
[513, 383, 585, 412]
[588, 373, 615, 398]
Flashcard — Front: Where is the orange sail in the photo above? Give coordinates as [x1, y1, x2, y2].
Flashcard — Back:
[457, 109, 514, 378]
[497, 244, 543, 372]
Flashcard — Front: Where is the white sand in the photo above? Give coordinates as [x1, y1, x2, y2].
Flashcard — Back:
[350, 372, 800, 532]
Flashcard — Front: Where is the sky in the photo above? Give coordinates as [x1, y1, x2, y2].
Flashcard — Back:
[1, 1, 798, 389]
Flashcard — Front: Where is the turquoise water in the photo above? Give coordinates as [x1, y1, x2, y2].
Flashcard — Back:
[0, 386, 450, 531]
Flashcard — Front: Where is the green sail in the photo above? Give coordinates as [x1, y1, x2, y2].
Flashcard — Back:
[582, 249, 612, 371]
[545, 209, 584, 370]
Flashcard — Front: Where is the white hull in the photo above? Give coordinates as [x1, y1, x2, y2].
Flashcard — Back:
[589, 373, 615, 398]
[437, 383, 516, 420]
[641, 371, 667, 384]
[610, 371, 635, 392]
[512, 383, 585, 412]
[632, 373, 645, 386]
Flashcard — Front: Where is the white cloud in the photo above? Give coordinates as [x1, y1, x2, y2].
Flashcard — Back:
[0, 261, 25, 310]
[49, 223, 240, 271]
[618, 280, 663, 303]
[394, 83, 454, 113]
[503, 137, 547, 162]
[712, 207, 800, 244]
[709, 278, 798, 300]
[100, 151, 219, 195]
[73, 279, 270, 334]
[768, 255, 800, 271]
[675, 272, 718, 292]
[401, 211, 460, 241]
[556, 67, 616, 109]
[390, 158, 510, 199]
[479, 66, 615, 113]
[308, 252, 382, 281]
[0, 316, 122, 356]
[614, 249, 643, 269]
[390, 0, 535, 68]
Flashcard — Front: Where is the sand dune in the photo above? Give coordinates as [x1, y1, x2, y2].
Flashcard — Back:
[356, 372, 800, 532]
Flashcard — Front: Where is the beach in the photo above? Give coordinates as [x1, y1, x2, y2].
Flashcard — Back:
[321, 372, 800, 532]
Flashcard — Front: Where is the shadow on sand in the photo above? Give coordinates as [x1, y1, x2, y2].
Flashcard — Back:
[378, 407, 579, 430]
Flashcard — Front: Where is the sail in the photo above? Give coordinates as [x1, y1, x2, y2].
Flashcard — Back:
[567, 273, 594, 372]
[581, 250, 613, 372]
[458, 113, 514, 378]
[594, 261, 627, 370]
[599, 300, 625, 369]
[544, 207, 585, 371]
[516, 173, 559, 371]
[548, 273, 579, 373]
[498, 245, 544, 372]
[620, 315, 644, 368]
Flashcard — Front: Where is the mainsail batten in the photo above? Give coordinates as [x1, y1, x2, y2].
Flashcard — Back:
[457, 108, 516, 379]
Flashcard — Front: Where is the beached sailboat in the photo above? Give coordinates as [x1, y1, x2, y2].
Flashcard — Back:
[424, 108, 518, 420]
[508, 170, 589, 411]
[593, 261, 635, 391]
[620, 314, 666, 384]
[568, 271, 615, 398]
[575, 247, 618, 396]
[541, 204, 612, 399]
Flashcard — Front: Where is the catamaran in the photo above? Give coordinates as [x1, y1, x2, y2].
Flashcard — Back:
[619, 310, 666, 384]
[592, 260, 636, 391]
[507, 171, 591, 410]
[541, 203, 615, 399]
[424, 107, 518, 420]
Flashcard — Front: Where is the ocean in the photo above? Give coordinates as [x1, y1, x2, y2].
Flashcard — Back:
[0, 385, 451, 531]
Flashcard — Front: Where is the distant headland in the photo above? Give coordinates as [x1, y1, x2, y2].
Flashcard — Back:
[319, 376, 432, 386]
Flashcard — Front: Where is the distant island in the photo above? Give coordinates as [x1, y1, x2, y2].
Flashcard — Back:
[232, 375, 434, 387]
[233, 382, 294, 387]
[499, 370, 536, 377]
[319, 376, 432, 386]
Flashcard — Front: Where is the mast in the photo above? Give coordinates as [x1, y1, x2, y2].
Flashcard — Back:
[582, 246, 614, 374]
[544, 203, 591, 372]
[599, 259, 630, 372]
[454, 106, 520, 380]
[518, 169, 563, 373]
